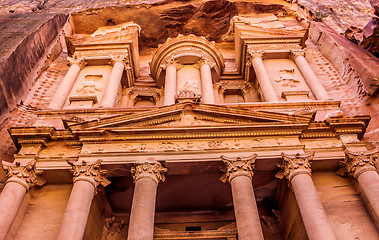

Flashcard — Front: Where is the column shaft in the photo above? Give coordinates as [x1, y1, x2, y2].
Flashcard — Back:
[56, 181, 95, 240]
[291, 174, 336, 240]
[251, 57, 279, 102]
[200, 63, 216, 104]
[127, 178, 157, 240]
[230, 175, 264, 240]
[48, 63, 81, 109]
[293, 55, 329, 100]
[0, 182, 27, 240]
[163, 64, 177, 105]
[101, 61, 125, 108]
[357, 171, 379, 229]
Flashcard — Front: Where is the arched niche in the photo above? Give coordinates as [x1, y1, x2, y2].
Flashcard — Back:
[150, 35, 225, 87]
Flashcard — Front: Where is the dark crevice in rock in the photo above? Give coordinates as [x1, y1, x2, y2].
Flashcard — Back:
[71, 0, 287, 49]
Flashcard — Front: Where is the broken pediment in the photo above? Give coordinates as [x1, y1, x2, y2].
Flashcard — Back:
[67, 102, 313, 131]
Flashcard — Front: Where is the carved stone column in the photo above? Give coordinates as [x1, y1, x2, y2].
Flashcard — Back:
[290, 49, 329, 100]
[0, 160, 42, 240]
[48, 57, 86, 109]
[127, 161, 167, 240]
[163, 60, 177, 105]
[200, 60, 216, 104]
[56, 160, 109, 240]
[343, 150, 379, 229]
[248, 50, 279, 102]
[220, 155, 264, 240]
[280, 152, 336, 240]
[101, 56, 127, 108]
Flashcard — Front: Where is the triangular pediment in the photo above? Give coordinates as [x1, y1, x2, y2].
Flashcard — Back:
[68, 102, 313, 132]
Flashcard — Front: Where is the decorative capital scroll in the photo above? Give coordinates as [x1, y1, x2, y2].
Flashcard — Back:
[2, 160, 43, 190]
[159, 57, 176, 70]
[67, 57, 87, 69]
[68, 160, 110, 191]
[130, 161, 167, 184]
[290, 49, 306, 59]
[341, 149, 378, 179]
[247, 49, 264, 59]
[220, 154, 257, 183]
[199, 57, 216, 69]
[280, 152, 314, 182]
[109, 54, 129, 66]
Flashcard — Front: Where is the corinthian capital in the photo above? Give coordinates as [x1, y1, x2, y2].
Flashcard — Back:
[68, 160, 110, 190]
[2, 160, 43, 190]
[247, 49, 264, 59]
[131, 161, 167, 184]
[290, 49, 306, 59]
[220, 154, 257, 183]
[67, 57, 87, 69]
[342, 149, 378, 179]
[109, 54, 129, 66]
[280, 152, 314, 182]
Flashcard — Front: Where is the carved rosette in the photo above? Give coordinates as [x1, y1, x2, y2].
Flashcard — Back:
[220, 155, 257, 183]
[342, 150, 378, 179]
[68, 160, 110, 191]
[67, 57, 87, 69]
[2, 160, 43, 190]
[280, 152, 314, 182]
[290, 49, 306, 60]
[130, 161, 167, 184]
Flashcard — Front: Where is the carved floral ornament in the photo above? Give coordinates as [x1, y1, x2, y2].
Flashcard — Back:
[279, 152, 314, 182]
[220, 154, 257, 183]
[130, 161, 167, 184]
[341, 149, 378, 179]
[290, 49, 306, 59]
[67, 56, 87, 69]
[68, 160, 110, 191]
[2, 160, 43, 190]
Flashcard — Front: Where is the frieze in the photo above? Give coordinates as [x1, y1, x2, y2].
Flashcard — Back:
[80, 138, 301, 154]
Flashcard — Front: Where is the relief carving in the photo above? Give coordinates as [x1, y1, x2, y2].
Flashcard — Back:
[280, 152, 314, 181]
[220, 154, 258, 183]
[130, 161, 167, 184]
[75, 74, 103, 96]
[2, 160, 43, 190]
[275, 69, 299, 88]
[86, 138, 299, 154]
[341, 149, 378, 179]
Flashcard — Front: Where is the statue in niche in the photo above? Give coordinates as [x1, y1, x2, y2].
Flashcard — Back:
[176, 65, 202, 96]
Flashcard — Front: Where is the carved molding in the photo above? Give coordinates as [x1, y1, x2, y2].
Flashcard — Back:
[220, 154, 257, 183]
[67, 56, 87, 69]
[342, 149, 378, 179]
[68, 160, 110, 191]
[130, 161, 167, 184]
[2, 160, 43, 190]
[280, 152, 314, 182]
